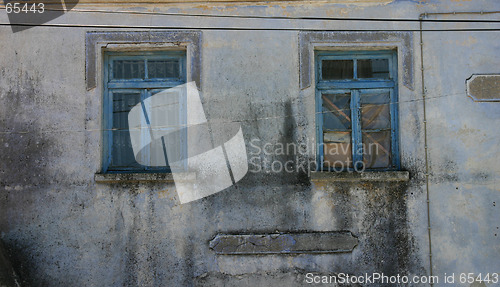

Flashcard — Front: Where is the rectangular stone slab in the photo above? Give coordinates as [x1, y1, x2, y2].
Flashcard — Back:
[467, 74, 500, 102]
[209, 232, 358, 255]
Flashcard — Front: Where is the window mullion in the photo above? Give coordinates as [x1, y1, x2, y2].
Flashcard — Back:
[106, 89, 113, 171]
[316, 90, 323, 171]
[390, 88, 399, 169]
[353, 58, 358, 79]
[109, 60, 113, 82]
[140, 89, 152, 170]
[351, 90, 363, 168]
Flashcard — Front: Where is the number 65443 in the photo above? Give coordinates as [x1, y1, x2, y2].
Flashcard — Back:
[5, 2, 45, 13]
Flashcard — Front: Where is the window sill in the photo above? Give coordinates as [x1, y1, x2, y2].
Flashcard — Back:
[310, 171, 409, 182]
[94, 172, 196, 183]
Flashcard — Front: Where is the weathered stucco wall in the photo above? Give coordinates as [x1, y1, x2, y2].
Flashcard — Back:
[0, 0, 499, 286]
[421, 23, 500, 282]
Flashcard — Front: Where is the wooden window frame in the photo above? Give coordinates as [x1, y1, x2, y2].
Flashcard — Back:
[315, 50, 400, 171]
[102, 50, 187, 173]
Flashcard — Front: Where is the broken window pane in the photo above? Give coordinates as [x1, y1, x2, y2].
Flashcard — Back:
[322, 93, 353, 169]
[322, 93, 351, 130]
[360, 92, 391, 130]
[316, 51, 398, 171]
[360, 92, 391, 168]
[323, 132, 353, 169]
[357, 59, 390, 79]
[322, 60, 353, 80]
[362, 131, 391, 169]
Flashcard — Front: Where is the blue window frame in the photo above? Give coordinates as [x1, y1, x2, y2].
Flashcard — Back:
[102, 51, 186, 173]
[315, 50, 400, 171]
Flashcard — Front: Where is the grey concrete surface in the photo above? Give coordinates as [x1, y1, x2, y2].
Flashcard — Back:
[0, 240, 19, 287]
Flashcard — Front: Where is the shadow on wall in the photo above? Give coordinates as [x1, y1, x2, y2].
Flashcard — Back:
[0, 239, 20, 287]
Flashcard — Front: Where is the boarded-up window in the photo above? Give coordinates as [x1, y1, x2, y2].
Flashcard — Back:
[316, 50, 399, 170]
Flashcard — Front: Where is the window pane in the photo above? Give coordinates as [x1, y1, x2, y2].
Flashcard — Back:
[111, 92, 143, 168]
[144, 89, 184, 167]
[322, 60, 353, 80]
[357, 59, 390, 79]
[322, 93, 351, 130]
[148, 59, 180, 79]
[322, 92, 352, 169]
[360, 92, 391, 130]
[323, 132, 353, 169]
[362, 131, 391, 169]
[112, 60, 145, 80]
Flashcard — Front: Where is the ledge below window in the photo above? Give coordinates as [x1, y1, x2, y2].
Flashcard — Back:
[94, 173, 196, 183]
[310, 171, 409, 182]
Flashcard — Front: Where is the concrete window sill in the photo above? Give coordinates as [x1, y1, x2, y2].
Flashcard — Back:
[310, 171, 410, 182]
[94, 172, 196, 183]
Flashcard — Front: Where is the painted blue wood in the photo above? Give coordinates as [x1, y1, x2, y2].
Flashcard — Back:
[317, 81, 394, 90]
[353, 58, 358, 79]
[351, 90, 363, 168]
[390, 52, 401, 169]
[315, 50, 399, 171]
[315, 89, 323, 171]
[108, 81, 185, 89]
[103, 51, 186, 173]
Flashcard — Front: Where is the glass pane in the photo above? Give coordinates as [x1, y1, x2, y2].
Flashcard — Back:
[362, 131, 391, 169]
[146, 89, 182, 132]
[360, 92, 391, 130]
[144, 89, 184, 167]
[322, 132, 353, 169]
[112, 60, 145, 80]
[148, 59, 180, 79]
[357, 59, 390, 79]
[111, 92, 143, 168]
[322, 93, 351, 130]
[322, 60, 353, 80]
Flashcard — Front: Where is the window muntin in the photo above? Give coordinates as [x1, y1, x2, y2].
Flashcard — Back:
[103, 51, 186, 173]
[316, 51, 399, 171]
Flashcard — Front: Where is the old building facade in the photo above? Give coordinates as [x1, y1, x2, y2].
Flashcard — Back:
[0, 0, 499, 286]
